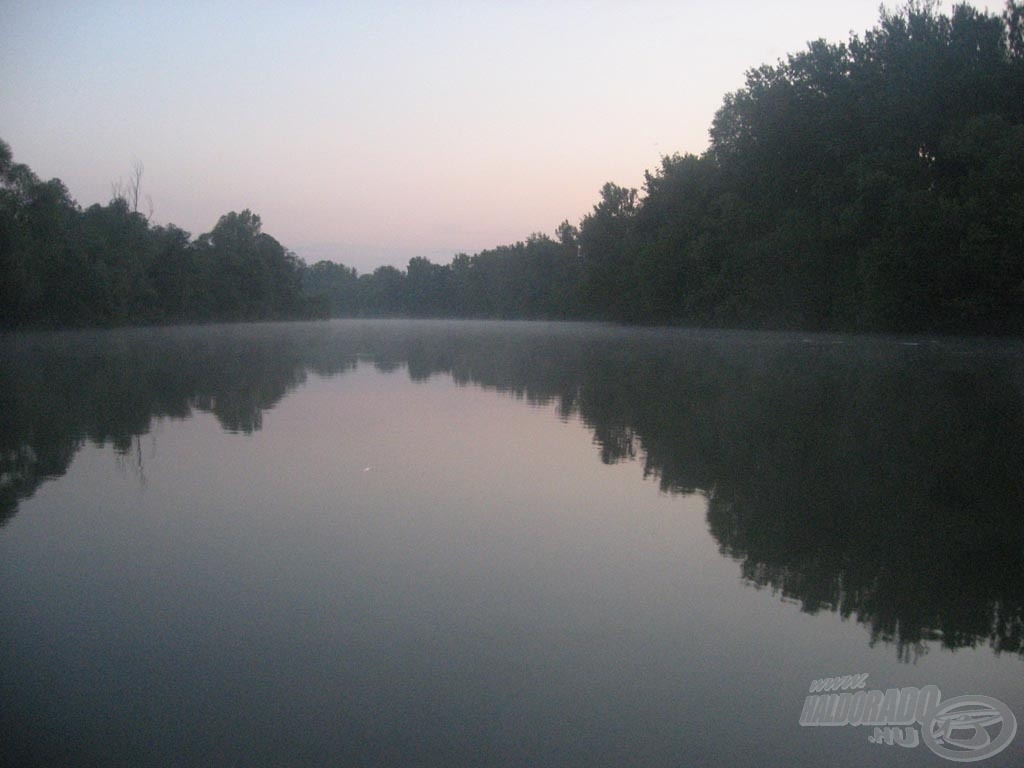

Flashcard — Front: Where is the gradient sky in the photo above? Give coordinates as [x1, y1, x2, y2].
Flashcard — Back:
[0, 1, 1001, 272]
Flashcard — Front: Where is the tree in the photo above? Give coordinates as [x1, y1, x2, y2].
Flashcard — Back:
[110, 157, 149, 217]
[302, 260, 359, 316]
[406, 256, 451, 316]
[146, 223, 195, 320]
[578, 182, 639, 321]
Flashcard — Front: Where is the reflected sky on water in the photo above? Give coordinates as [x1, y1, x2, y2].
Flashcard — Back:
[1, 320, 1022, 766]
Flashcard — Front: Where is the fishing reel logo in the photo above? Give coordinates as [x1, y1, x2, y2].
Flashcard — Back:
[799, 675, 1017, 762]
[922, 696, 1017, 762]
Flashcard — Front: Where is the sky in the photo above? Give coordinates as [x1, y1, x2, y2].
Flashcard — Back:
[0, 1, 1003, 272]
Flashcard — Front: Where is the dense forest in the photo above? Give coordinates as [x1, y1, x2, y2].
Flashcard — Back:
[3, 2, 1023, 333]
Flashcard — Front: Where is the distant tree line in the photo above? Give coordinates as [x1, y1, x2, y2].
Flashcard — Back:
[302, 224, 583, 320]
[3, 2, 1023, 333]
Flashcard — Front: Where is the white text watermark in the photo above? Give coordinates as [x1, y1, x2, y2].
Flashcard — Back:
[799, 674, 1016, 762]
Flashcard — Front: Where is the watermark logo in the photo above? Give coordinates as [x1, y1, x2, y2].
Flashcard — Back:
[799, 675, 1016, 762]
[922, 696, 1017, 763]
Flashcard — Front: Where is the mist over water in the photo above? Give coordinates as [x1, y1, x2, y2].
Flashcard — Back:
[1, 320, 1022, 766]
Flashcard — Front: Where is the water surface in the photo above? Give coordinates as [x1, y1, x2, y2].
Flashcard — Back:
[2, 320, 1022, 766]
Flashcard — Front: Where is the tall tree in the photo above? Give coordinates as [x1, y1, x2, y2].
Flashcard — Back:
[578, 182, 639, 321]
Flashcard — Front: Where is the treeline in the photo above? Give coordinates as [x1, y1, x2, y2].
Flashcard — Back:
[0, 148, 311, 327]
[3, 2, 1024, 333]
[303, 226, 582, 319]
[308, 2, 1024, 334]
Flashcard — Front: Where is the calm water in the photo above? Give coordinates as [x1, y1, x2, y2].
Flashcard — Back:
[1, 320, 1022, 767]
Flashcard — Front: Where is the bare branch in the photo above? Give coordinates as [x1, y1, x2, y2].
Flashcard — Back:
[111, 178, 126, 205]
[128, 157, 144, 213]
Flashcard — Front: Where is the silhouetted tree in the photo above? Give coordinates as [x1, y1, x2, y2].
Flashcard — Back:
[3, 3, 1022, 333]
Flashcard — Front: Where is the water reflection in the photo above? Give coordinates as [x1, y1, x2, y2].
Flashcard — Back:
[2, 320, 1022, 660]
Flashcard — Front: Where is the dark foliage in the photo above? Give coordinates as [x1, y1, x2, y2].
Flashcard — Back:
[300, 3, 1024, 334]
[0, 145, 314, 327]
[3, 3, 1022, 333]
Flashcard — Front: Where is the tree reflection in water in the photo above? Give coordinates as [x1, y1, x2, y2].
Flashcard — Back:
[2, 320, 1021, 660]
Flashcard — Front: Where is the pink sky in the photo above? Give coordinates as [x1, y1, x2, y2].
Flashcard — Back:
[1, 1, 1000, 272]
